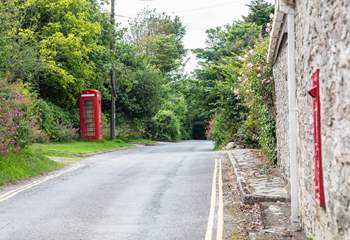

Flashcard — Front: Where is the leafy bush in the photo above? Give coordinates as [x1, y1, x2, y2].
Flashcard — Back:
[0, 80, 37, 153]
[34, 100, 78, 142]
[147, 110, 181, 141]
[238, 39, 276, 162]
[161, 86, 190, 139]
[189, 1, 276, 161]
[201, 39, 276, 161]
[116, 117, 146, 139]
[116, 44, 165, 120]
[207, 112, 240, 149]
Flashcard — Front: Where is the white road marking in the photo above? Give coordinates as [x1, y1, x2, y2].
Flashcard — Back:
[216, 159, 224, 240]
[205, 159, 218, 240]
[0, 164, 82, 203]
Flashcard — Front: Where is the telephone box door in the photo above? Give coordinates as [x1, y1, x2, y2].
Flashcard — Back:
[79, 89, 102, 140]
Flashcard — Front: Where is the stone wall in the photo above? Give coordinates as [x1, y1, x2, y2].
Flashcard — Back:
[272, 0, 350, 239]
[273, 38, 290, 180]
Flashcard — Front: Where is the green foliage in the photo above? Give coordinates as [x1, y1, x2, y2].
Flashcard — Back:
[147, 110, 181, 141]
[34, 99, 78, 142]
[205, 39, 276, 161]
[129, 9, 186, 76]
[194, 22, 261, 64]
[175, 77, 216, 139]
[122, 9, 188, 140]
[188, 0, 276, 162]
[208, 113, 235, 149]
[22, 0, 108, 107]
[243, 0, 274, 36]
[160, 83, 189, 138]
[191, 21, 262, 127]
[114, 116, 147, 140]
[189, 21, 262, 143]
[1, 1, 190, 145]
[238, 40, 276, 162]
[116, 43, 165, 120]
[0, 0, 41, 82]
[117, 67, 163, 119]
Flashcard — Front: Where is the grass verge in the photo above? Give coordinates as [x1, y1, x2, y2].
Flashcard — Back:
[122, 138, 157, 145]
[30, 139, 133, 158]
[0, 139, 140, 187]
[0, 149, 63, 186]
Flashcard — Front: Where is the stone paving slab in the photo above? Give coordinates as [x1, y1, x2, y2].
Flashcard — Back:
[250, 202, 305, 240]
[227, 149, 289, 204]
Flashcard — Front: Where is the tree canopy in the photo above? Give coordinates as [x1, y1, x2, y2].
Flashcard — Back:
[20, 0, 109, 107]
[128, 9, 186, 76]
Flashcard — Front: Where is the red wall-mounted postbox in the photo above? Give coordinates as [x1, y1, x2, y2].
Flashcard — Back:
[308, 69, 325, 208]
[79, 89, 103, 140]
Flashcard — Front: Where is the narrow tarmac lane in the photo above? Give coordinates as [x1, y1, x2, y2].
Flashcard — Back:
[0, 140, 222, 240]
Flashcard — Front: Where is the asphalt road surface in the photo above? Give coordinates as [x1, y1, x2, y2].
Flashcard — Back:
[0, 141, 222, 240]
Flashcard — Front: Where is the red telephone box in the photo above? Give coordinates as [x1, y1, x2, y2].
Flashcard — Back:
[308, 69, 325, 208]
[79, 89, 103, 140]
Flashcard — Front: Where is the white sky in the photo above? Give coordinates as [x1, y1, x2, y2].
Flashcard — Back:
[112, 0, 274, 73]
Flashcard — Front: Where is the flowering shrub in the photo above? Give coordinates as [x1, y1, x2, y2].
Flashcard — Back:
[206, 39, 276, 162]
[238, 39, 276, 162]
[0, 79, 37, 154]
[0, 78, 79, 153]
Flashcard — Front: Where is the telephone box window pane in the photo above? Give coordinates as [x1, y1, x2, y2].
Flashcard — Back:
[79, 89, 103, 140]
[83, 100, 95, 136]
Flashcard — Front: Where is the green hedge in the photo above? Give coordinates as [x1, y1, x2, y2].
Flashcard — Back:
[147, 110, 181, 141]
[34, 100, 78, 142]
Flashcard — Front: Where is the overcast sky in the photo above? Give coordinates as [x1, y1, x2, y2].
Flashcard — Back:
[112, 0, 274, 72]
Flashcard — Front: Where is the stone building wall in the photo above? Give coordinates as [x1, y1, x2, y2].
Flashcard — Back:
[272, 0, 350, 239]
[273, 38, 290, 180]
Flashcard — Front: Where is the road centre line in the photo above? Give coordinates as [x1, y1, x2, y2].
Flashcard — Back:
[205, 159, 218, 240]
